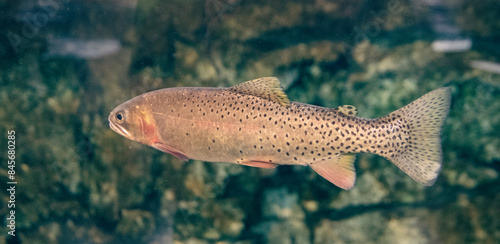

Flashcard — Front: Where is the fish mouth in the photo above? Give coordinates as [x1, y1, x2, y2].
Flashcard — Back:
[108, 115, 132, 139]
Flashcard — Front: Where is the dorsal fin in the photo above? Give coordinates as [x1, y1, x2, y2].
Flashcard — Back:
[337, 105, 358, 116]
[228, 77, 291, 107]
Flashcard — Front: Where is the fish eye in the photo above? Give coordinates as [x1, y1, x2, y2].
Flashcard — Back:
[116, 111, 125, 123]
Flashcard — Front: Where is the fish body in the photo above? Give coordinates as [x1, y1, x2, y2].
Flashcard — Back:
[109, 77, 451, 189]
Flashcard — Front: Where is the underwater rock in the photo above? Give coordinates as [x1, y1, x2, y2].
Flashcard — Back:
[261, 187, 305, 219]
[314, 212, 387, 243]
[458, 0, 500, 37]
[243, 41, 343, 81]
[115, 209, 156, 242]
[200, 201, 245, 238]
[329, 173, 390, 209]
[254, 220, 310, 244]
[253, 187, 310, 243]
[314, 210, 439, 244]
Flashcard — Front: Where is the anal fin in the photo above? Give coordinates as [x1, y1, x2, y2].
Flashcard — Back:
[151, 142, 189, 161]
[309, 154, 356, 190]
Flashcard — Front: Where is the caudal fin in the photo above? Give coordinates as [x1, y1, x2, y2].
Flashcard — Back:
[386, 87, 452, 186]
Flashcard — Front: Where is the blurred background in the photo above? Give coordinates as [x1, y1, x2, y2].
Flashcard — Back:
[0, 0, 499, 243]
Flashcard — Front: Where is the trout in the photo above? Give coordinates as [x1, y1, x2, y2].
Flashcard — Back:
[109, 77, 451, 189]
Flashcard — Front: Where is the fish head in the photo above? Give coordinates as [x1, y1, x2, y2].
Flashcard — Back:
[108, 96, 158, 146]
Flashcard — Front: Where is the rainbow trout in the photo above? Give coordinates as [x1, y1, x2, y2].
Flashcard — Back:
[109, 77, 451, 189]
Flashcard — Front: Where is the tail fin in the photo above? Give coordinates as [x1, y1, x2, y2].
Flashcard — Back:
[386, 87, 452, 186]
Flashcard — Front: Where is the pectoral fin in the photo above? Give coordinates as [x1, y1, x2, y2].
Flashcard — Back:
[151, 142, 189, 161]
[239, 160, 278, 169]
[309, 154, 356, 190]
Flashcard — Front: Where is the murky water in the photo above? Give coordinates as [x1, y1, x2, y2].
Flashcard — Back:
[1, 0, 499, 243]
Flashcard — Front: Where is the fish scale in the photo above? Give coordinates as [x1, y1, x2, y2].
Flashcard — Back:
[109, 77, 451, 190]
